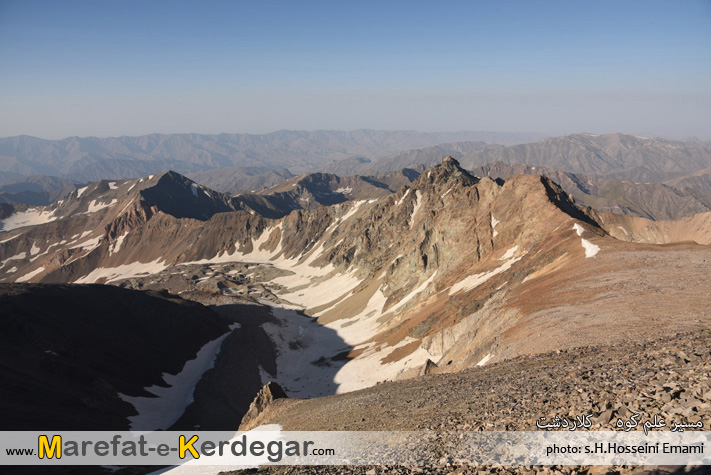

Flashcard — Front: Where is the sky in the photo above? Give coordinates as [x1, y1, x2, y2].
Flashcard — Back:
[1, 0, 710, 140]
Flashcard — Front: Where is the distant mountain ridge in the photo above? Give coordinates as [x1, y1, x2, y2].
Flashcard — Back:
[458, 133, 711, 181]
[0, 175, 82, 206]
[471, 162, 711, 220]
[322, 141, 501, 175]
[0, 130, 546, 183]
[187, 166, 295, 193]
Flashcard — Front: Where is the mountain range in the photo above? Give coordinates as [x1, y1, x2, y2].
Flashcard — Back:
[0, 130, 546, 183]
[1, 133, 710, 475]
[4, 132, 711, 224]
[2, 157, 709, 396]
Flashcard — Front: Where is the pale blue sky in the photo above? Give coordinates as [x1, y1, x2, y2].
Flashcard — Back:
[1, 0, 710, 139]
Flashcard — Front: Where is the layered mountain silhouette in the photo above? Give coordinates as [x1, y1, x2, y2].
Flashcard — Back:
[0, 130, 545, 182]
[459, 133, 711, 181]
[0, 175, 82, 206]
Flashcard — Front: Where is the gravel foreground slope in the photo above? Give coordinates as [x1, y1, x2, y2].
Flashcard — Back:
[228, 329, 711, 475]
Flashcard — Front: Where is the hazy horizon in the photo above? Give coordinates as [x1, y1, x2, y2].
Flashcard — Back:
[1, 1, 710, 140]
[1, 128, 708, 144]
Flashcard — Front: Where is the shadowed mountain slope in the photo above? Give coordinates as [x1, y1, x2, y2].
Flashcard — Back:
[0, 283, 231, 430]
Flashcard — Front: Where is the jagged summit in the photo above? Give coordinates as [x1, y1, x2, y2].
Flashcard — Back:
[442, 155, 458, 166]
[408, 156, 479, 194]
[139, 170, 236, 220]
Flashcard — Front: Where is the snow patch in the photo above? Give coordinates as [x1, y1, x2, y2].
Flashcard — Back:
[1, 252, 26, 267]
[30, 242, 40, 255]
[450, 250, 522, 295]
[395, 188, 410, 206]
[476, 353, 493, 366]
[74, 258, 167, 283]
[16, 266, 45, 282]
[69, 236, 101, 251]
[0, 209, 58, 231]
[119, 323, 239, 430]
[338, 200, 365, 223]
[277, 267, 361, 309]
[0, 234, 22, 244]
[76, 186, 89, 198]
[258, 305, 342, 397]
[499, 245, 518, 261]
[409, 190, 423, 228]
[109, 232, 129, 255]
[333, 337, 432, 394]
[190, 183, 199, 197]
[108, 182, 118, 190]
[572, 223, 584, 236]
[335, 187, 352, 194]
[329, 285, 388, 344]
[387, 270, 438, 315]
[5, 267, 17, 273]
[491, 215, 500, 238]
[581, 239, 600, 258]
[84, 198, 117, 214]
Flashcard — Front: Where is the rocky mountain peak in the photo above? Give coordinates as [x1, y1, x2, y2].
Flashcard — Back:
[410, 156, 479, 193]
[441, 155, 459, 166]
[138, 171, 236, 220]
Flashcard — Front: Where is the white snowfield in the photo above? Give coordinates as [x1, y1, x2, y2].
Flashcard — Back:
[1, 252, 26, 268]
[109, 231, 129, 255]
[395, 188, 410, 206]
[409, 190, 423, 228]
[120, 323, 240, 431]
[0, 233, 22, 244]
[74, 258, 167, 284]
[337, 199, 366, 223]
[581, 238, 600, 258]
[449, 246, 522, 295]
[387, 270, 438, 315]
[573, 223, 599, 258]
[257, 303, 342, 397]
[16, 266, 45, 283]
[491, 215, 500, 238]
[0, 208, 58, 231]
[69, 236, 102, 251]
[476, 353, 493, 366]
[336, 337, 432, 394]
[83, 198, 118, 214]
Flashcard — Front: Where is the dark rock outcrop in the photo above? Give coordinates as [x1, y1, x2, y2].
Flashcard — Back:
[239, 381, 288, 430]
